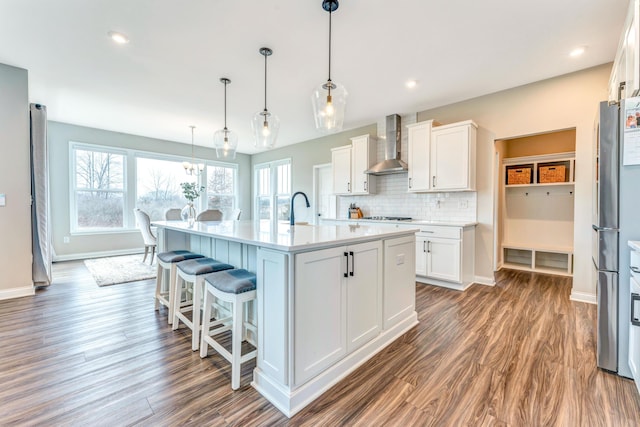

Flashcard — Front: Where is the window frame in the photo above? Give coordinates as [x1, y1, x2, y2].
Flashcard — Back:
[69, 141, 238, 234]
[253, 158, 292, 222]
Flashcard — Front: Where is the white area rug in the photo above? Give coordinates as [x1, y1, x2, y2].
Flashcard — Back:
[84, 254, 156, 287]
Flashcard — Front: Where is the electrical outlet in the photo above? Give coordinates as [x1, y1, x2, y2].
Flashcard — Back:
[458, 200, 468, 209]
[63, 236, 70, 243]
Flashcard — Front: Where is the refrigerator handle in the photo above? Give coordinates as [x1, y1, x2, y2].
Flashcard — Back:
[632, 293, 640, 327]
[592, 224, 619, 231]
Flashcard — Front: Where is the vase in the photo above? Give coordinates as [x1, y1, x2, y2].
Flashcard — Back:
[181, 202, 196, 227]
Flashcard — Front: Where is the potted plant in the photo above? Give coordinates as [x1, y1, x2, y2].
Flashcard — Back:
[180, 182, 205, 226]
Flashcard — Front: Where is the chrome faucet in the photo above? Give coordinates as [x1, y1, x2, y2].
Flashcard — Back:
[290, 191, 310, 226]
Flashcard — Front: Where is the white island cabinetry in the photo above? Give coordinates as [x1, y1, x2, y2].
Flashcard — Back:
[153, 220, 417, 418]
[294, 240, 381, 386]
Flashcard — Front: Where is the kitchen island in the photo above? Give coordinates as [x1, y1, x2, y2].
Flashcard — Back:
[153, 220, 418, 417]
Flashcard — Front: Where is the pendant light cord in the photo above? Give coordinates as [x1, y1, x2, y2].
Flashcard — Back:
[328, 5, 332, 82]
[223, 80, 228, 130]
[264, 52, 268, 112]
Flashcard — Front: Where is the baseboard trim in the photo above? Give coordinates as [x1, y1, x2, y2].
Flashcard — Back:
[0, 285, 35, 301]
[473, 275, 496, 286]
[53, 249, 144, 262]
[570, 291, 596, 305]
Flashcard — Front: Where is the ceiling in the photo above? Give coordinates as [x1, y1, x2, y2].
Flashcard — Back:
[0, 0, 629, 154]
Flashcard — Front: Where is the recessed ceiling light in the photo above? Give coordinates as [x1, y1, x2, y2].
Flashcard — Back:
[569, 46, 586, 57]
[406, 79, 418, 89]
[108, 31, 130, 44]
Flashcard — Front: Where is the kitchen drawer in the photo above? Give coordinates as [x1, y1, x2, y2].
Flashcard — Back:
[416, 225, 461, 239]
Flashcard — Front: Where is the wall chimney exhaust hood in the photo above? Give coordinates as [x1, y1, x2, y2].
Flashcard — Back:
[365, 114, 408, 175]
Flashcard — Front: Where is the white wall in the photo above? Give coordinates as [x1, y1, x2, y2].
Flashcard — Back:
[0, 64, 32, 299]
[417, 63, 611, 300]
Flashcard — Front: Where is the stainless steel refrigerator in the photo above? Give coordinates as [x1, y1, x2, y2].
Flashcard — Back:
[593, 98, 640, 378]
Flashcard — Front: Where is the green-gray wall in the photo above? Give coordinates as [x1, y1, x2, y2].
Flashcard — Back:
[49, 121, 251, 259]
[0, 64, 32, 298]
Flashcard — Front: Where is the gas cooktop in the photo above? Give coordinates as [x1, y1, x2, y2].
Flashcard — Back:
[361, 216, 413, 221]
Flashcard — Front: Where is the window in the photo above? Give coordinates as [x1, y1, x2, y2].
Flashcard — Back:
[254, 159, 291, 221]
[72, 147, 126, 231]
[136, 157, 196, 221]
[70, 142, 238, 231]
[206, 165, 237, 218]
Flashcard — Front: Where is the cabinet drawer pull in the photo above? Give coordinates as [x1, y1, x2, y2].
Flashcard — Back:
[420, 230, 434, 233]
[344, 252, 349, 277]
[632, 293, 640, 327]
[631, 266, 640, 274]
[349, 251, 355, 277]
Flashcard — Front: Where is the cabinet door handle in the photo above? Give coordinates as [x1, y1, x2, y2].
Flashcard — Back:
[349, 251, 355, 276]
[427, 241, 431, 253]
[344, 252, 349, 277]
[364, 181, 367, 191]
[631, 266, 640, 274]
[432, 176, 436, 187]
[347, 182, 351, 192]
[423, 241, 426, 253]
[632, 293, 640, 326]
[409, 177, 412, 189]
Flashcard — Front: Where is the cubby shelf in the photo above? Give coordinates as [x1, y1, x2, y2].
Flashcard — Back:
[501, 152, 575, 277]
[504, 152, 575, 187]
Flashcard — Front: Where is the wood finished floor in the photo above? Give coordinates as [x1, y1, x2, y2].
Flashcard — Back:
[1, 263, 639, 426]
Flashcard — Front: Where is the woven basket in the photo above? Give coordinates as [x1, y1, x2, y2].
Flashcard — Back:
[507, 168, 532, 185]
[539, 165, 566, 183]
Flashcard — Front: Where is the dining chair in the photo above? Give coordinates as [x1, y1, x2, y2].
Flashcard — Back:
[230, 208, 242, 220]
[133, 208, 157, 264]
[196, 209, 223, 221]
[165, 208, 182, 220]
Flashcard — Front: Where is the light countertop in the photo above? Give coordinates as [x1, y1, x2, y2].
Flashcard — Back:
[152, 220, 418, 252]
[629, 241, 640, 251]
[325, 218, 478, 227]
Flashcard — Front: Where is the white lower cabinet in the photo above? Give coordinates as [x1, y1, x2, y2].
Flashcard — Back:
[629, 243, 640, 396]
[426, 237, 461, 282]
[384, 235, 416, 330]
[415, 225, 475, 291]
[294, 240, 382, 386]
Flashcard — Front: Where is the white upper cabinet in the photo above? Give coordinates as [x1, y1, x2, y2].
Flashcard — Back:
[431, 121, 477, 191]
[610, 0, 640, 102]
[331, 145, 352, 195]
[351, 135, 377, 195]
[407, 121, 433, 192]
[407, 119, 476, 192]
[331, 135, 377, 195]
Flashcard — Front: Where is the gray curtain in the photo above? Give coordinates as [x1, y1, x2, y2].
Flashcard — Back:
[30, 103, 52, 286]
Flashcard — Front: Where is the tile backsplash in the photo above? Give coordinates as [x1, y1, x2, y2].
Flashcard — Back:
[336, 113, 477, 223]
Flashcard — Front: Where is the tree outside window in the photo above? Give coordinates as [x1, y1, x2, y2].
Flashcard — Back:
[73, 148, 125, 230]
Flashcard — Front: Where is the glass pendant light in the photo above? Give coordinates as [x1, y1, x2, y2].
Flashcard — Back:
[214, 78, 238, 160]
[252, 47, 280, 149]
[182, 125, 204, 175]
[311, 0, 347, 134]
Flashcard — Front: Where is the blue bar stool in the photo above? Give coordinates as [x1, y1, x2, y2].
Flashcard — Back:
[172, 258, 234, 351]
[155, 250, 205, 323]
[200, 269, 257, 390]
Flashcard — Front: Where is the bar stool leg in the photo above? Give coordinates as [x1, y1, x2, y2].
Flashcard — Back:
[231, 298, 243, 390]
[167, 263, 177, 324]
[191, 277, 202, 351]
[154, 263, 162, 310]
[172, 273, 183, 330]
[200, 290, 213, 358]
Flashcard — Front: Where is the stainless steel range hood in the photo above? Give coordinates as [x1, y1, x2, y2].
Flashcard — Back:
[365, 114, 408, 175]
